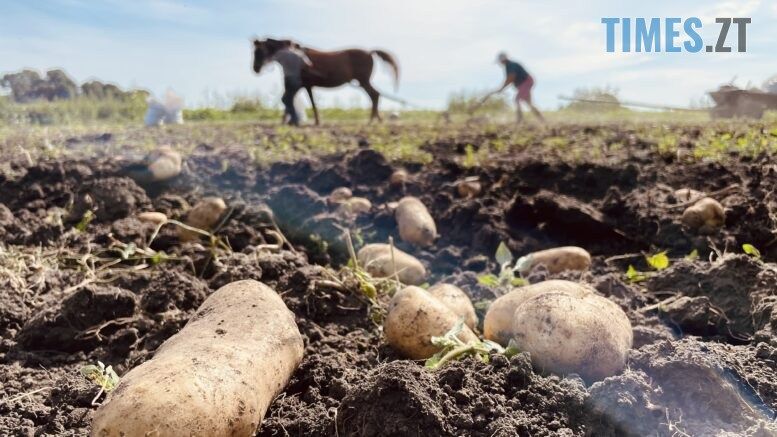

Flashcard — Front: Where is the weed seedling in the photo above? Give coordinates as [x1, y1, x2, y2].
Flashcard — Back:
[685, 249, 699, 261]
[477, 242, 527, 290]
[425, 320, 518, 370]
[743, 243, 761, 259]
[313, 232, 399, 326]
[81, 361, 120, 406]
[74, 210, 95, 232]
[626, 250, 671, 283]
[645, 251, 669, 270]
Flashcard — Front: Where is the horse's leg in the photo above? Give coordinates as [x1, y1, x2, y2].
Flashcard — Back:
[359, 80, 381, 123]
[305, 86, 320, 126]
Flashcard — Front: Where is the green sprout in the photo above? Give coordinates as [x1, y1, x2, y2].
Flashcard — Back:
[80, 361, 120, 406]
[645, 251, 669, 270]
[743, 243, 761, 259]
[425, 320, 519, 370]
[313, 232, 401, 326]
[626, 250, 671, 283]
[462, 144, 478, 168]
[345, 257, 378, 299]
[626, 265, 647, 283]
[75, 210, 95, 232]
[477, 242, 527, 288]
[685, 249, 699, 261]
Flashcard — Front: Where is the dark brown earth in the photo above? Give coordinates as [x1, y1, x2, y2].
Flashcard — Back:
[2, 125, 777, 436]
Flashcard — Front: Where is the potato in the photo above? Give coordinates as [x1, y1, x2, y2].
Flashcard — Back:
[681, 197, 725, 234]
[179, 197, 227, 242]
[91, 280, 304, 436]
[484, 280, 590, 346]
[511, 292, 632, 381]
[390, 169, 409, 186]
[674, 188, 704, 203]
[515, 246, 591, 275]
[428, 283, 478, 330]
[385, 286, 478, 359]
[457, 179, 481, 198]
[395, 196, 437, 247]
[357, 243, 427, 285]
[146, 146, 182, 182]
[136, 211, 167, 226]
[337, 197, 372, 216]
[329, 187, 353, 204]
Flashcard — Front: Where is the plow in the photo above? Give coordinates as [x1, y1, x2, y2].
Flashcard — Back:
[561, 81, 777, 119]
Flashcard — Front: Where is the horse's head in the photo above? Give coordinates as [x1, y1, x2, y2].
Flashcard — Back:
[252, 38, 294, 73]
[252, 39, 269, 73]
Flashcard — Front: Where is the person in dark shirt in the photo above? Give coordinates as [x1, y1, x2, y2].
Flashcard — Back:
[273, 45, 314, 126]
[482, 52, 544, 123]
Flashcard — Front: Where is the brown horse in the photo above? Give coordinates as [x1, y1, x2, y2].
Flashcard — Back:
[252, 38, 399, 124]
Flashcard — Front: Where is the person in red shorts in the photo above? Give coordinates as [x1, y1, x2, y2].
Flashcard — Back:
[482, 52, 544, 123]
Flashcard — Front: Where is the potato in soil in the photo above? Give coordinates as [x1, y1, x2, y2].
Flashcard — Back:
[515, 246, 591, 275]
[681, 197, 725, 234]
[390, 169, 409, 186]
[337, 197, 372, 215]
[385, 285, 478, 360]
[179, 196, 227, 241]
[395, 196, 437, 247]
[511, 291, 632, 381]
[484, 280, 590, 346]
[428, 283, 478, 330]
[329, 187, 353, 204]
[146, 146, 182, 182]
[90, 280, 304, 437]
[357, 243, 427, 285]
[457, 179, 481, 198]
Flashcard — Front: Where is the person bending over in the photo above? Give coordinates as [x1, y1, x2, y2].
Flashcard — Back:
[482, 52, 544, 123]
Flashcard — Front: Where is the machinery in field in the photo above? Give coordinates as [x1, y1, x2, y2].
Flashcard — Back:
[708, 83, 777, 119]
[561, 75, 777, 120]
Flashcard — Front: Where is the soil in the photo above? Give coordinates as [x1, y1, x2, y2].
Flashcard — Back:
[3, 124, 777, 436]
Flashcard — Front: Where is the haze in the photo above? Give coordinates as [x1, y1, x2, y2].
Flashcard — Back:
[1, 0, 773, 109]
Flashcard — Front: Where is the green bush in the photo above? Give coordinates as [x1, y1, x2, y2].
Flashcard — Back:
[230, 97, 265, 113]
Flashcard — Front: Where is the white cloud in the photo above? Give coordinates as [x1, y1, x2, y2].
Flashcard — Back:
[706, 0, 761, 18]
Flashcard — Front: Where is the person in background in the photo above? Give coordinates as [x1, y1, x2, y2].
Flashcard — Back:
[273, 43, 314, 125]
[482, 52, 544, 123]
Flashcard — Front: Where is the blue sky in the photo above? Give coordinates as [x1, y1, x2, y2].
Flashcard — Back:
[0, 0, 774, 109]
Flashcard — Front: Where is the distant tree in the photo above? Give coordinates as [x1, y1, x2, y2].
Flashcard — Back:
[82, 80, 125, 100]
[1, 69, 143, 103]
[1, 70, 44, 103]
[44, 69, 79, 100]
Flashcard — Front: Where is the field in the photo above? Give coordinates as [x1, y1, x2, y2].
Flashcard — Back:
[3, 114, 777, 436]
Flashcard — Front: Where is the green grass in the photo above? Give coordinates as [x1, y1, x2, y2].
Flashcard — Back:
[0, 95, 440, 125]
[0, 95, 147, 125]
[1, 97, 777, 169]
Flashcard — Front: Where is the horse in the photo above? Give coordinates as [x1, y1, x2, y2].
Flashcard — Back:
[252, 38, 399, 125]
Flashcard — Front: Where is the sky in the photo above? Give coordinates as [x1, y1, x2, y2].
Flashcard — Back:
[0, 0, 774, 110]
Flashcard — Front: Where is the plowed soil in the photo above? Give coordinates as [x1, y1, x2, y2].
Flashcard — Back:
[2, 123, 777, 436]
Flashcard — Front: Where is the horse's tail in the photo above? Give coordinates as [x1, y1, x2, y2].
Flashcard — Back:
[370, 49, 399, 91]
